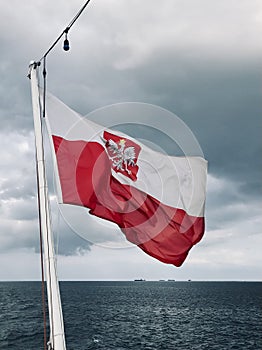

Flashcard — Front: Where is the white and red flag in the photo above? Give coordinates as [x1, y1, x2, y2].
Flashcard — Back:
[44, 92, 207, 267]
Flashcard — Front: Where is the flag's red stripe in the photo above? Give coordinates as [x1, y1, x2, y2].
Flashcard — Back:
[53, 135, 205, 266]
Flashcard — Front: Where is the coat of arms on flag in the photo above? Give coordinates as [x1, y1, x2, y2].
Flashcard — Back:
[103, 131, 141, 181]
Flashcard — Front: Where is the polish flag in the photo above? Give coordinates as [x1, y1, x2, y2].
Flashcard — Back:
[45, 92, 207, 267]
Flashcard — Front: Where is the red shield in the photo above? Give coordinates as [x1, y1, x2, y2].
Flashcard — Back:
[103, 131, 141, 181]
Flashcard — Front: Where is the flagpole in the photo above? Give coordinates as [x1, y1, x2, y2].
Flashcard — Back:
[29, 62, 66, 350]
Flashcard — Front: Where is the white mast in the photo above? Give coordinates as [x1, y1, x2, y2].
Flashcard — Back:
[29, 62, 66, 350]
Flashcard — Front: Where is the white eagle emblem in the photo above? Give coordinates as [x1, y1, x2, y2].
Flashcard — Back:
[107, 138, 136, 174]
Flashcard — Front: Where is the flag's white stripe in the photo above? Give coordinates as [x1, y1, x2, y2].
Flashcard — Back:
[112, 152, 207, 217]
[45, 92, 207, 217]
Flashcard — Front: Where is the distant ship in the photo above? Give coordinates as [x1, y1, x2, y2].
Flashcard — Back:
[134, 278, 146, 281]
[158, 279, 175, 282]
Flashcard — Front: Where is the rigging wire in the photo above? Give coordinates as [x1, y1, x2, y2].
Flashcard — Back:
[42, 57, 47, 118]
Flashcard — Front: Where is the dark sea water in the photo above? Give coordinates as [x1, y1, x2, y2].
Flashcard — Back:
[0, 281, 261, 350]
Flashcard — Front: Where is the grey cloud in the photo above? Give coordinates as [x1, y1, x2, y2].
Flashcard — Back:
[0, 218, 38, 253]
[131, 58, 261, 196]
[51, 217, 92, 256]
[0, 215, 92, 255]
[205, 174, 262, 232]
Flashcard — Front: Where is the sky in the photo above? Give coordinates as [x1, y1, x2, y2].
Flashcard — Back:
[0, 0, 261, 281]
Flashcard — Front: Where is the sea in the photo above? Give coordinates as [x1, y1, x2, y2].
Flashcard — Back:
[0, 281, 261, 350]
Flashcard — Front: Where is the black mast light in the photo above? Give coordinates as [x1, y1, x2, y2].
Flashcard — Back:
[63, 34, 70, 51]
[63, 28, 70, 51]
